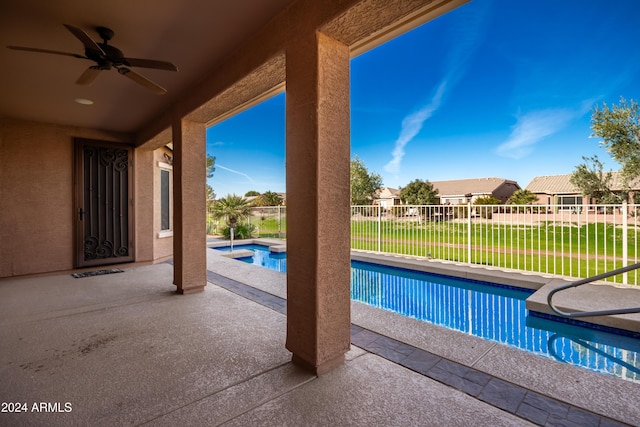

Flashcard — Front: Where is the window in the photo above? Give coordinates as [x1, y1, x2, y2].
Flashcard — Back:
[160, 169, 170, 231]
[558, 195, 582, 211]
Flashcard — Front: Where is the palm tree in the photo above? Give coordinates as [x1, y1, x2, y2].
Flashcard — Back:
[212, 194, 252, 225]
[507, 189, 538, 205]
[257, 191, 283, 206]
[507, 189, 539, 213]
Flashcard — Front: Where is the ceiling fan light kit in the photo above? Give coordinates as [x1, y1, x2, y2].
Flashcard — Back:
[8, 24, 178, 95]
[74, 98, 94, 105]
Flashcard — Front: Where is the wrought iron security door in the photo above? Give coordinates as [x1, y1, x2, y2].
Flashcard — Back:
[75, 139, 133, 267]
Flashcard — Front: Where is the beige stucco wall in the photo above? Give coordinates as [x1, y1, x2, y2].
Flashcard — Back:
[0, 122, 211, 277]
[134, 148, 155, 264]
[0, 118, 131, 277]
[132, 145, 174, 264]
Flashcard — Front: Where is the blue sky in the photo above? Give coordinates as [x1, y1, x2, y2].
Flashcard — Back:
[207, 0, 640, 198]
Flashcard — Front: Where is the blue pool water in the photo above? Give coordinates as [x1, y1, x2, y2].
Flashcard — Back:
[214, 244, 640, 383]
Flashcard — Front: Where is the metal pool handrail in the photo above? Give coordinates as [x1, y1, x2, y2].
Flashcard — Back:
[547, 262, 640, 318]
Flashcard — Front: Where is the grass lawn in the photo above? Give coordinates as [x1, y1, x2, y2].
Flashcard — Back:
[250, 217, 287, 238]
[236, 211, 638, 284]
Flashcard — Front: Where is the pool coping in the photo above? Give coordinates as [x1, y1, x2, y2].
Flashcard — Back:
[217, 249, 254, 259]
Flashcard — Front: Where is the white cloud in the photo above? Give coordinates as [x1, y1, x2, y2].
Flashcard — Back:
[495, 109, 576, 159]
[216, 164, 255, 184]
[383, 1, 490, 175]
[384, 81, 447, 174]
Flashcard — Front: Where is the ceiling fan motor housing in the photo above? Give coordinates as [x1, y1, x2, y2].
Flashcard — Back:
[84, 27, 126, 69]
[96, 26, 114, 41]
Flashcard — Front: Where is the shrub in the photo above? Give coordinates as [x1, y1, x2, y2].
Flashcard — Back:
[221, 223, 256, 239]
[206, 219, 218, 235]
[473, 196, 500, 219]
[452, 204, 468, 219]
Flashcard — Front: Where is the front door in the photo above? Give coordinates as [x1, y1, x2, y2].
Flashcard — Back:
[75, 139, 134, 268]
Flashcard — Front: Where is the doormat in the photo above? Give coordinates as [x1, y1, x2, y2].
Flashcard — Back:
[71, 268, 124, 278]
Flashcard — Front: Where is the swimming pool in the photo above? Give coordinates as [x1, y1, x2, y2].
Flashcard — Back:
[215, 244, 287, 272]
[214, 244, 640, 383]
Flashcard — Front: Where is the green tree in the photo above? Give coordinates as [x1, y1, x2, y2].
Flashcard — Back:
[206, 155, 216, 208]
[507, 189, 538, 205]
[350, 156, 383, 205]
[399, 179, 439, 205]
[211, 194, 252, 225]
[212, 194, 255, 239]
[244, 190, 260, 197]
[206, 186, 216, 208]
[206, 155, 216, 179]
[256, 190, 283, 206]
[590, 97, 640, 184]
[570, 155, 622, 203]
[474, 195, 501, 205]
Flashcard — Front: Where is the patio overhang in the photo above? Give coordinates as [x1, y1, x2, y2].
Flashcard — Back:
[0, 0, 468, 375]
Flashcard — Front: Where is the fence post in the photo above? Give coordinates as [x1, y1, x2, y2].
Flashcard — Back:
[623, 201, 628, 284]
[467, 202, 472, 264]
[278, 205, 282, 237]
[377, 205, 381, 253]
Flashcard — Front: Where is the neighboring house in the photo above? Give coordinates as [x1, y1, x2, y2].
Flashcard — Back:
[277, 192, 287, 205]
[525, 173, 639, 208]
[373, 187, 402, 208]
[431, 178, 521, 204]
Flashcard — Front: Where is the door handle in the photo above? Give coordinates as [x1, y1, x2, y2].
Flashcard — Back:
[79, 208, 85, 220]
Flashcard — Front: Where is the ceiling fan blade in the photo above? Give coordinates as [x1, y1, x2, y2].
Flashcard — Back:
[117, 67, 166, 95]
[7, 45, 84, 58]
[63, 24, 104, 55]
[123, 57, 178, 71]
[76, 66, 101, 85]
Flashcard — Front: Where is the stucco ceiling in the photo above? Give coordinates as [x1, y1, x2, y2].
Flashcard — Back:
[0, 0, 297, 134]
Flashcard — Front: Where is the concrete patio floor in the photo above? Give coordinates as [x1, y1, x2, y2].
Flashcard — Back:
[1, 249, 638, 426]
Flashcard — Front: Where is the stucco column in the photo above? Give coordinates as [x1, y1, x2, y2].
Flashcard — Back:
[172, 119, 207, 294]
[285, 31, 351, 374]
[134, 148, 154, 263]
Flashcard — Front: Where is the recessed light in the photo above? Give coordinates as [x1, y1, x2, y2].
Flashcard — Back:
[75, 98, 94, 105]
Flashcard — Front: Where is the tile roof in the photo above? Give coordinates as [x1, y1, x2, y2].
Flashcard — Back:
[525, 172, 640, 194]
[525, 175, 577, 194]
[430, 177, 519, 196]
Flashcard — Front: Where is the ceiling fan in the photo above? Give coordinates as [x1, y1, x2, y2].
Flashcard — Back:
[7, 24, 178, 95]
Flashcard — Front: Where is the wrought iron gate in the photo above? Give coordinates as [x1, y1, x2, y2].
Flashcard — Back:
[75, 139, 133, 267]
